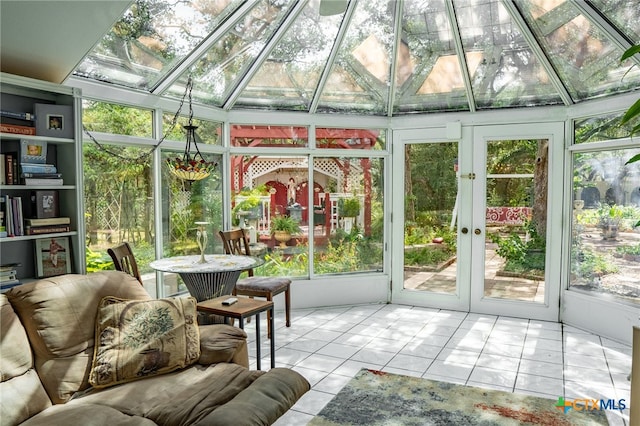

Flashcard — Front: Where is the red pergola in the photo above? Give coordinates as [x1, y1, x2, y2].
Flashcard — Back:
[230, 126, 379, 235]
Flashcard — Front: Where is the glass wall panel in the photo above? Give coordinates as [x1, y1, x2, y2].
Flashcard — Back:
[226, 150, 384, 278]
[312, 156, 384, 275]
[229, 155, 309, 278]
[316, 127, 385, 150]
[484, 139, 546, 301]
[570, 146, 640, 304]
[575, 113, 637, 144]
[83, 142, 156, 294]
[162, 114, 222, 146]
[403, 142, 458, 294]
[83, 100, 152, 137]
[160, 150, 223, 296]
[230, 124, 308, 148]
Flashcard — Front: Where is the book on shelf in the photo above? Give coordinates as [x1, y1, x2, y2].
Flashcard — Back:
[1, 194, 24, 236]
[0, 154, 4, 185]
[25, 224, 71, 235]
[22, 177, 64, 185]
[20, 163, 57, 174]
[4, 152, 20, 184]
[1, 110, 35, 121]
[21, 172, 62, 179]
[4, 152, 16, 184]
[25, 216, 70, 226]
[1, 195, 9, 236]
[0, 269, 17, 280]
[0, 209, 5, 237]
[0, 267, 20, 287]
[0, 123, 36, 135]
[1, 280, 22, 293]
[0, 263, 21, 272]
[11, 197, 24, 236]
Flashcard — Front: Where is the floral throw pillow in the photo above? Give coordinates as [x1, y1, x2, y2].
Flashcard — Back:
[89, 296, 200, 389]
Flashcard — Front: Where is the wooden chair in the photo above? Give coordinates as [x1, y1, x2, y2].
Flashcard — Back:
[107, 241, 143, 285]
[219, 229, 291, 338]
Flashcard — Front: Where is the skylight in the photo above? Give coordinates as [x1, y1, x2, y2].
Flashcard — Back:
[73, 0, 640, 116]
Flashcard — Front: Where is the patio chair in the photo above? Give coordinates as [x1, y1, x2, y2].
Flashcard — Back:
[107, 241, 143, 285]
[219, 228, 291, 338]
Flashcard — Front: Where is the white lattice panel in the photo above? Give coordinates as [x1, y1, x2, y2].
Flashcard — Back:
[234, 158, 363, 192]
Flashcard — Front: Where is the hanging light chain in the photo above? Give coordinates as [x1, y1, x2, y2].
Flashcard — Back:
[84, 76, 192, 163]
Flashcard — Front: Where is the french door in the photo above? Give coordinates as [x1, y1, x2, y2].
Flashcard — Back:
[392, 123, 563, 321]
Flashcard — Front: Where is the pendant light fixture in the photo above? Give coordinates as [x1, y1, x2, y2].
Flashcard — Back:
[166, 76, 217, 181]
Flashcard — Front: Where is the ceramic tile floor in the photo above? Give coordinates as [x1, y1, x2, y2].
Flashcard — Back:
[242, 303, 632, 426]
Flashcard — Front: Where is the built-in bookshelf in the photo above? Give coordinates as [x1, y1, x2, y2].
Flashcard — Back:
[0, 72, 85, 284]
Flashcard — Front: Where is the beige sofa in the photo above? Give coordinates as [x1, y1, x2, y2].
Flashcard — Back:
[0, 271, 310, 425]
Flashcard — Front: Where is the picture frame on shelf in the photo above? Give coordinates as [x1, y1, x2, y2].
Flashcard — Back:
[20, 139, 47, 164]
[35, 236, 71, 278]
[34, 103, 74, 139]
[31, 190, 59, 219]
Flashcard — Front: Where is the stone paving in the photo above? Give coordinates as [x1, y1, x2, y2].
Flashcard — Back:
[404, 247, 545, 302]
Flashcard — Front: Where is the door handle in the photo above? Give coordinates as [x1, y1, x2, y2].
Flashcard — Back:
[474, 228, 481, 235]
[461, 227, 468, 234]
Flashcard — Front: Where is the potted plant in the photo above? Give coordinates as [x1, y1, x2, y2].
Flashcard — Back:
[233, 185, 269, 224]
[598, 204, 623, 240]
[338, 197, 361, 233]
[270, 215, 302, 248]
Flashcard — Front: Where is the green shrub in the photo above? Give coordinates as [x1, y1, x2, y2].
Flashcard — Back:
[572, 247, 619, 277]
[85, 247, 114, 273]
[491, 220, 545, 273]
[405, 248, 452, 266]
[616, 243, 640, 256]
[338, 197, 361, 217]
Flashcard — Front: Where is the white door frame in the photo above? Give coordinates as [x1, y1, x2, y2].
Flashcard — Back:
[470, 123, 564, 321]
[391, 123, 564, 322]
[391, 126, 473, 311]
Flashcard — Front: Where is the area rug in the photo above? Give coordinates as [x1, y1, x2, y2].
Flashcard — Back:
[308, 369, 609, 425]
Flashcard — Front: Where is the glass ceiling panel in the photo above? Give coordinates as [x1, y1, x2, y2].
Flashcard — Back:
[74, 0, 244, 90]
[589, 0, 640, 44]
[71, 0, 638, 117]
[517, 0, 640, 102]
[394, 0, 470, 114]
[453, 0, 563, 109]
[233, 1, 345, 112]
[165, 0, 293, 106]
[316, 0, 396, 115]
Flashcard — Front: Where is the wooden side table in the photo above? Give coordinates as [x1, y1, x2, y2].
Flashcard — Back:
[197, 296, 274, 370]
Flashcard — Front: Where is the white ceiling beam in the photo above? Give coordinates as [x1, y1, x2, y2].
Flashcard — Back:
[386, 0, 404, 118]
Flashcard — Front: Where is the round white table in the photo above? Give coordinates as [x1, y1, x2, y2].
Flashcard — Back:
[150, 254, 264, 301]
